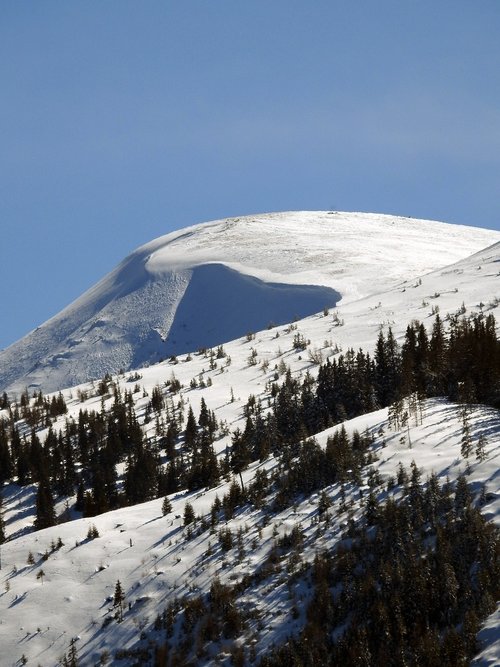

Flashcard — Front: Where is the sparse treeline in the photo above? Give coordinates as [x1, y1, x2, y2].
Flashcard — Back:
[228, 312, 499, 471]
[0, 313, 499, 665]
[146, 470, 499, 667]
[0, 379, 221, 527]
[260, 472, 500, 667]
[0, 312, 498, 533]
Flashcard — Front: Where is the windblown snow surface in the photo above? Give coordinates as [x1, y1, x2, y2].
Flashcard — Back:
[1, 223, 500, 665]
[1, 211, 498, 395]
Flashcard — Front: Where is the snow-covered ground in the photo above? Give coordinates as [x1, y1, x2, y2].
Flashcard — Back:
[0, 213, 500, 665]
[1, 211, 498, 395]
[0, 397, 498, 666]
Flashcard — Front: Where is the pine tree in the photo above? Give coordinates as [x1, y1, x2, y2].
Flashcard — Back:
[318, 490, 331, 516]
[374, 328, 401, 407]
[0, 422, 12, 482]
[198, 397, 210, 430]
[184, 407, 198, 452]
[162, 496, 172, 516]
[183, 501, 195, 526]
[34, 474, 56, 530]
[113, 579, 125, 622]
[460, 411, 473, 459]
[87, 524, 99, 539]
[65, 637, 79, 667]
[454, 474, 472, 516]
[365, 491, 380, 525]
[428, 314, 447, 395]
[476, 433, 487, 462]
[0, 513, 4, 545]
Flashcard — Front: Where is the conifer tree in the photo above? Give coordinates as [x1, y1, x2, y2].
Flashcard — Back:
[0, 422, 12, 483]
[183, 501, 195, 526]
[460, 411, 473, 459]
[162, 496, 172, 516]
[318, 490, 331, 516]
[34, 474, 56, 530]
[428, 314, 447, 395]
[0, 497, 5, 544]
[113, 579, 125, 622]
[62, 638, 79, 667]
[476, 433, 487, 462]
[184, 406, 198, 452]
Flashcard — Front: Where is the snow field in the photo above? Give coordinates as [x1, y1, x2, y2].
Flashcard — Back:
[0, 220, 500, 664]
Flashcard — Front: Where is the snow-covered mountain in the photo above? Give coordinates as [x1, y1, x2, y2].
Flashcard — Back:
[1, 212, 500, 666]
[1, 211, 499, 396]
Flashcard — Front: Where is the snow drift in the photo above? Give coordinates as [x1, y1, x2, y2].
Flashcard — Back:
[1, 211, 498, 395]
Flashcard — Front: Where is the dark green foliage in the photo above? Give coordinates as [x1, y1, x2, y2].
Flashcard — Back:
[86, 524, 99, 539]
[154, 577, 245, 664]
[162, 496, 172, 516]
[183, 501, 195, 526]
[218, 527, 233, 551]
[184, 406, 198, 452]
[0, 492, 5, 544]
[0, 421, 12, 482]
[261, 477, 500, 667]
[61, 638, 79, 667]
[34, 474, 56, 531]
[124, 441, 159, 505]
[375, 327, 401, 406]
[273, 430, 370, 510]
[144, 472, 499, 667]
[0, 310, 497, 554]
[113, 579, 125, 622]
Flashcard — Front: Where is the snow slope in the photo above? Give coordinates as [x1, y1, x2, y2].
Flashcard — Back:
[1, 226, 500, 665]
[0, 400, 498, 667]
[1, 211, 498, 395]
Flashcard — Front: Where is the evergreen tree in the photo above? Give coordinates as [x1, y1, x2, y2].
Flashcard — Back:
[454, 474, 472, 516]
[230, 427, 251, 474]
[113, 579, 125, 622]
[184, 407, 198, 452]
[34, 474, 56, 530]
[0, 493, 5, 544]
[183, 501, 195, 526]
[318, 490, 332, 516]
[476, 433, 487, 462]
[162, 496, 172, 516]
[374, 328, 401, 406]
[62, 638, 79, 667]
[460, 411, 473, 459]
[428, 314, 447, 395]
[0, 422, 12, 482]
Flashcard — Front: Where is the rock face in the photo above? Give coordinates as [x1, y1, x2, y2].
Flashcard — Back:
[1, 211, 499, 395]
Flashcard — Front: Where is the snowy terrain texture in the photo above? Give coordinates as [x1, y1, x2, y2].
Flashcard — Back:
[1, 212, 500, 666]
[1, 211, 498, 395]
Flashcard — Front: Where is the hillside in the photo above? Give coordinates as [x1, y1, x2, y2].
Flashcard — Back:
[1, 211, 498, 396]
[0, 215, 499, 666]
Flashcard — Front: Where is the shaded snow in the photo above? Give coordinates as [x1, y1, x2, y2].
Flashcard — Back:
[165, 263, 339, 355]
[1, 211, 498, 395]
[0, 397, 498, 666]
[1, 213, 500, 664]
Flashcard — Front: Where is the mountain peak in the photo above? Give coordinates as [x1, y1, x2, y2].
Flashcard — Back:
[2, 211, 499, 395]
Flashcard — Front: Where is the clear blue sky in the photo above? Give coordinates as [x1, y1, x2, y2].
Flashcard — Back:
[1, 1, 499, 350]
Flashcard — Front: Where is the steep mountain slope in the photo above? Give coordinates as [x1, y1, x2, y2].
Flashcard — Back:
[0, 232, 500, 665]
[1, 211, 498, 395]
[0, 400, 498, 667]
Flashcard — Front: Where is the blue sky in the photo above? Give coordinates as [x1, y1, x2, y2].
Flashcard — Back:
[1, 1, 499, 350]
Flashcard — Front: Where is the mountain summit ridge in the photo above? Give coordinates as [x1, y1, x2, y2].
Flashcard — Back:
[2, 211, 499, 395]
